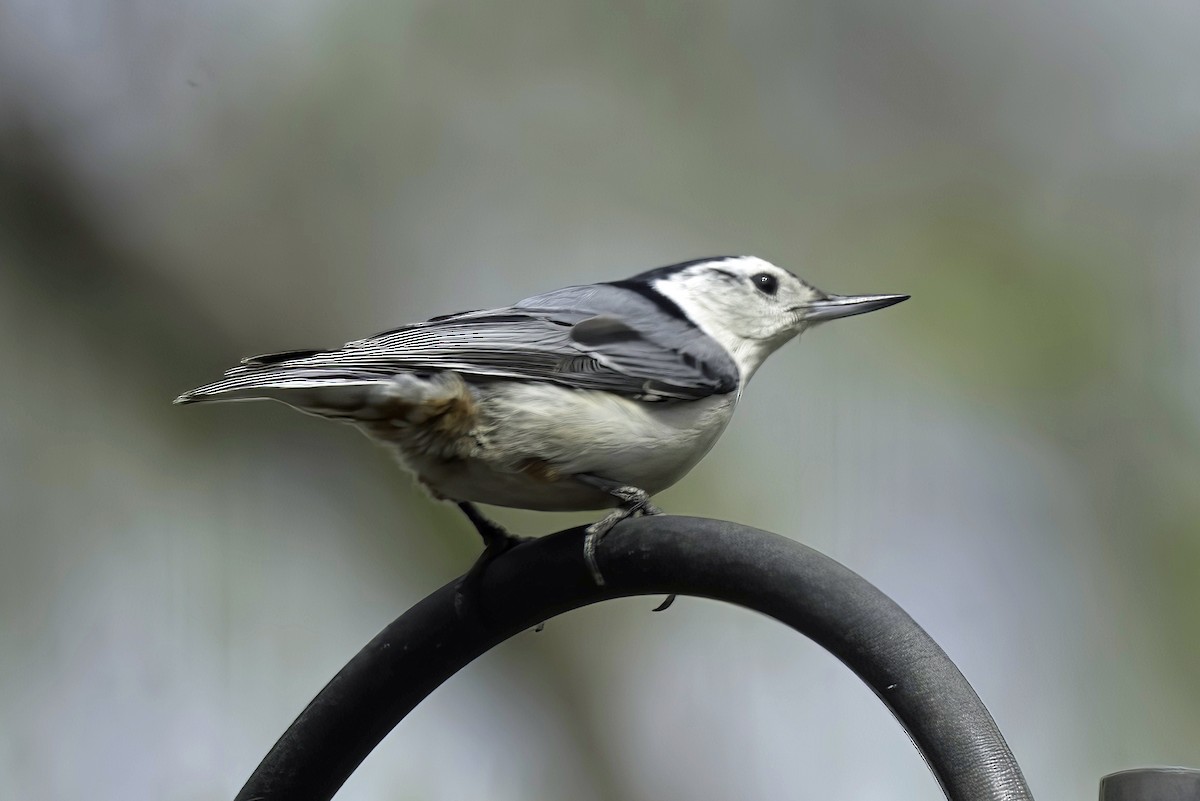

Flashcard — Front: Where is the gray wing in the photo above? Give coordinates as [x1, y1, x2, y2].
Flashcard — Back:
[178, 284, 739, 403]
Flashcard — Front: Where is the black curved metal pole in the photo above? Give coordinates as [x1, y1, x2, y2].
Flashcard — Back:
[1101, 768, 1200, 800]
[234, 516, 1033, 801]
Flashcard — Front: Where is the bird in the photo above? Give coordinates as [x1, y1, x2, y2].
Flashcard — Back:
[176, 255, 907, 608]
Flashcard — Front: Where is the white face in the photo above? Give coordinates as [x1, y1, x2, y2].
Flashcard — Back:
[650, 257, 819, 382]
[651, 256, 906, 384]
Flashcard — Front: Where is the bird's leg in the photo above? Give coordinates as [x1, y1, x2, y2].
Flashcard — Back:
[458, 501, 523, 551]
[575, 474, 667, 603]
[454, 501, 526, 618]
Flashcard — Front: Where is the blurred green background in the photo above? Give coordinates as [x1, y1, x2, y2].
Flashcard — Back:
[2, 2, 1198, 799]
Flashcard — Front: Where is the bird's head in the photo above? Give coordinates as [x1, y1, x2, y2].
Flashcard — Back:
[646, 256, 908, 383]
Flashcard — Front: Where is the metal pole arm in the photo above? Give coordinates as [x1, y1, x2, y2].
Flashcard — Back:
[1100, 768, 1200, 800]
[234, 515, 1033, 801]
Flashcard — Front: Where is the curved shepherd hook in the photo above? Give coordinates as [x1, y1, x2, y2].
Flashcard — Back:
[233, 516, 1034, 801]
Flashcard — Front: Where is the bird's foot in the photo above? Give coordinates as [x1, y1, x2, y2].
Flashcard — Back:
[581, 484, 661, 587]
[606, 485, 663, 517]
[454, 502, 527, 621]
[454, 533, 526, 621]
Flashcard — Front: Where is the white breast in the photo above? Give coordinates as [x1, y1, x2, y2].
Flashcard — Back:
[395, 381, 738, 512]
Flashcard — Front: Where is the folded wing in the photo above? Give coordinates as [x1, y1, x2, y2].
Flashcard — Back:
[176, 284, 739, 404]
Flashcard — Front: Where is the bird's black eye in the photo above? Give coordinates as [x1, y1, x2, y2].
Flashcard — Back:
[751, 272, 779, 296]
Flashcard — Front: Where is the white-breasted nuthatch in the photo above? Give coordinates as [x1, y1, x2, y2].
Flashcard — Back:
[176, 256, 906, 599]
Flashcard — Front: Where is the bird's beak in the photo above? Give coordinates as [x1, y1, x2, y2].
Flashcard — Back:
[804, 293, 909, 323]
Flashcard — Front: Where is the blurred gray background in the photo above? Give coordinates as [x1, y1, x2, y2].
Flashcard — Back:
[2, 2, 1199, 799]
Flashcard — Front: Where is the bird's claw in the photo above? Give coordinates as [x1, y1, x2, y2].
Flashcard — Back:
[454, 526, 527, 622]
[583, 487, 662, 587]
[609, 485, 660, 516]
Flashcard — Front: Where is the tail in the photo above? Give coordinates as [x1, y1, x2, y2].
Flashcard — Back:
[176, 350, 474, 434]
[174, 348, 382, 410]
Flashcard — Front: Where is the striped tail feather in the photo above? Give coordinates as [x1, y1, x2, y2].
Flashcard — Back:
[173, 364, 385, 409]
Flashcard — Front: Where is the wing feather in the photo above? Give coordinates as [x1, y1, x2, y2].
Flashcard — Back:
[179, 285, 739, 403]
